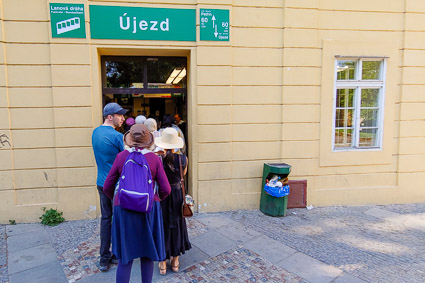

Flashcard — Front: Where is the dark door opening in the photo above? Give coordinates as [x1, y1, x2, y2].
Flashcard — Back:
[101, 55, 190, 193]
[101, 55, 188, 140]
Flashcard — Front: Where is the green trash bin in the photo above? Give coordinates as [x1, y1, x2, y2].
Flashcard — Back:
[260, 163, 291, 217]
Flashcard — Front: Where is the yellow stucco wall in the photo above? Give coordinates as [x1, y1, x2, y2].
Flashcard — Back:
[1, 0, 425, 223]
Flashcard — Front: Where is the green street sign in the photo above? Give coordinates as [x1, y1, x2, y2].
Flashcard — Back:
[89, 5, 196, 41]
[200, 9, 229, 41]
[50, 3, 86, 38]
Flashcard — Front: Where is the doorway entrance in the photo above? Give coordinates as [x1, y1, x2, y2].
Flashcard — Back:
[101, 55, 188, 141]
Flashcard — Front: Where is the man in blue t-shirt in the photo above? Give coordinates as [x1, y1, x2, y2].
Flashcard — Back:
[92, 102, 127, 272]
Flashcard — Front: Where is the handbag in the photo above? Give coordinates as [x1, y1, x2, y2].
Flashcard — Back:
[179, 155, 193, 218]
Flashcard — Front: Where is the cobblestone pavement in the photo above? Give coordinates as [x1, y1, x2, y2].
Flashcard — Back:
[157, 246, 307, 283]
[45, 217, 214, 282]
[46, 219, 100, 282]
[52, 203, 425, 282]
[227, 204, 425, 283]
[0, 225, 7, 283]
[4, 203, 425, 282]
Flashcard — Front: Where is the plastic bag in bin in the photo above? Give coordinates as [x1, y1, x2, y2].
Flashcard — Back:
[264, 184, 290, 198]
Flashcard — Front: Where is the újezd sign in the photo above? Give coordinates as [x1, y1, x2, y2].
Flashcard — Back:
[89, 5, 196, 41]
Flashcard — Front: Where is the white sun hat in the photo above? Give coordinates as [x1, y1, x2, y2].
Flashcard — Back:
[135, 115, 146, 124]
[154, 127, 184, 149]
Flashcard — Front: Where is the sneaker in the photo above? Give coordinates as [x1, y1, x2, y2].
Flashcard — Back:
[99, 261, 110, 272]
[110, 255, 119, 264]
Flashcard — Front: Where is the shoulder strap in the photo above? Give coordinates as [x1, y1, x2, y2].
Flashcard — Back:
[141, 148, 158, 194]
[179, 155, 187, 205]
[126, 147, 151, 155]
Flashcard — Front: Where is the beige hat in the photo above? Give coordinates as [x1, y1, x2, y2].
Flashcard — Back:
[144, 118, 157, 133]
[154, 127, 184, 149]
[123, 124, 154, 148]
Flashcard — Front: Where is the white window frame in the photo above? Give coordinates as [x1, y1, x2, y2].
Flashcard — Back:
[332, 57, 387, 151]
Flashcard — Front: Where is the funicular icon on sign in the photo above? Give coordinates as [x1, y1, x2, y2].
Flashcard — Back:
[56, 17, 80, 34]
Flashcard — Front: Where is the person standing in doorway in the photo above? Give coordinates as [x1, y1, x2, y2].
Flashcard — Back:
[160, 114, 186, 155]
[174, 114, 187, 139]
[92, 102, 128, 272]
[155, 128, 191, 275]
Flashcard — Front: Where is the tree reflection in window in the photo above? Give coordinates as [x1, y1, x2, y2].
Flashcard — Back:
[105, 59, 144, 88]
[104, 56, 187, 89]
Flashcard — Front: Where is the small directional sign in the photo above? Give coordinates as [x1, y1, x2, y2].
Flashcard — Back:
[50, 3, 86, 38]
[200, 9, 229, 41]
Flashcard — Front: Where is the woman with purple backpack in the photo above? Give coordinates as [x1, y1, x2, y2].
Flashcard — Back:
[103, 124, 171, 283]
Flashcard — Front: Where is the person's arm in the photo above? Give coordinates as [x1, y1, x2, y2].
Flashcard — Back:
[117, 133, 124, 152]
[103, 155, 122, 200]
[183, 155, 188, 176]
[155, 159, 171, 201]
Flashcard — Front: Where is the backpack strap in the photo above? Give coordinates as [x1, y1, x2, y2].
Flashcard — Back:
[140, 148, 158, 195]
[127, 147, 150, 155]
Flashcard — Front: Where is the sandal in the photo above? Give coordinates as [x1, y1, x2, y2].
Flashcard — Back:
[159, 261, 167, 275]
[171, 257, 179, 273]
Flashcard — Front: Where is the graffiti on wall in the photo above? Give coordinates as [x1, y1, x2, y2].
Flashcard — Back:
[0, 133, 11, 148]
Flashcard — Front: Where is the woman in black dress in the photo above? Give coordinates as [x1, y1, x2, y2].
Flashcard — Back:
[154, 127, 191, 275]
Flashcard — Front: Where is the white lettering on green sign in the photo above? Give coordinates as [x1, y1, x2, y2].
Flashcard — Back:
[200, 9, 229, 41]
[50, 3, 86, 38]
[119, 13, 169, 33]
[90, 6, 196, 41]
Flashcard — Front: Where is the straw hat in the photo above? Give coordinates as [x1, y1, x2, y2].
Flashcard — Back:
[123, 124, 154, 148]
[154, 127, 184, 149]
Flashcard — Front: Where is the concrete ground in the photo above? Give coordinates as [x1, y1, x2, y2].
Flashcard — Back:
[1, 203, 425, 283]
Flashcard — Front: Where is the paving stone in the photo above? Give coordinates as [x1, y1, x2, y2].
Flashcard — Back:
[385, 203, 425, 215]
[175, 245, 209, 271]
[150, 245, 210, 281]
[77, 265, 116, 283]
[244, 234, 296, 264]
[278, 252, 342, 283]
[8, 243, 57, 275]
[7, 229, 50, 253]
[6, 224, 44, 237]
[191, 230, 237, 258]
[156, 246, 308, 283]
[364, 208, 408, 224]
[228, 205, 425, 283]
[403, 215, 425, 232]
[186, 217, 210, 238]
[195, 214, 239, 229]
[57, 232, 101, 280]
[6, 204, 424, 283]
[9, 260, 67, 283]
[216, 221, 262, 245]
[47, 218, 99, 255]
[364, 207, 425, 236]
[332, 272, 368, 283]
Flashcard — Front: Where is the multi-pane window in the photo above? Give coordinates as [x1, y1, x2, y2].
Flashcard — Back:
[334, 58, 386, 150]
